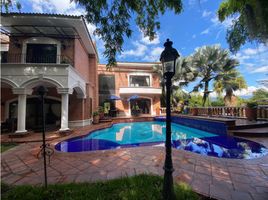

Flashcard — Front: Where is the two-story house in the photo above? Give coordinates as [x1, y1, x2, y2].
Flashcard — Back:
[1, 13, 99, 134]
[98, 62, 162, 117]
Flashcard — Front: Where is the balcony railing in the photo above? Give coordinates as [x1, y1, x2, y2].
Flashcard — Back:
[1, 53, 73, 66]
[189, 106, 268, 120]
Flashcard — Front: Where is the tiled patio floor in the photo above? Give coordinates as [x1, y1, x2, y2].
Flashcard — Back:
[1, 123, 268, 200]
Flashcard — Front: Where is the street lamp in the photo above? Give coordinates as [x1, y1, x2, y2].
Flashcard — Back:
[160, 39, 180, 200]
[37, 85, 48, 188]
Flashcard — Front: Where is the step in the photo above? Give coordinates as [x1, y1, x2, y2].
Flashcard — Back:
[230, 121, 268, 130]
[232, 127, 268, 137]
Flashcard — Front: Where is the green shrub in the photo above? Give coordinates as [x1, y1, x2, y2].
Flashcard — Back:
[92, 111, 99, 117]
[246, 101, 258, 109]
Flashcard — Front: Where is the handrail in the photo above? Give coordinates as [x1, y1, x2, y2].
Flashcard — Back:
[1, 53, 73, 66]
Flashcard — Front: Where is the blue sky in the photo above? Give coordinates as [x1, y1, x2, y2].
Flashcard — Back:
[12, 0, 268, 96]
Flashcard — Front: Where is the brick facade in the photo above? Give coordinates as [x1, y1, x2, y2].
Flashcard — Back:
[98, 63, 161, 116]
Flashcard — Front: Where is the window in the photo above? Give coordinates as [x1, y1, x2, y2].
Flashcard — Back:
[0, 51, 8, 63]
[129, 75, 150, 87]
[26, 44, 57, 63]
[99, 75, 115, 106]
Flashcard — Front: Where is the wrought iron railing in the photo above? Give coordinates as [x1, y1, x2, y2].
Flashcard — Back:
[1, 53, 73, 66]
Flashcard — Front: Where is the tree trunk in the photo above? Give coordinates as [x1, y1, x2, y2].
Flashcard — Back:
[224, 89, 238, 106]
[202, 81, 209, 106]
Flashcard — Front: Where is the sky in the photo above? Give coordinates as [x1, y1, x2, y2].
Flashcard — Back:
[9, 0, 268, 97]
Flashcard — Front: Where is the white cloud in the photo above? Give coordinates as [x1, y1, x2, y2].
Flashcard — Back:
[243, 45, 267, 56]
[250, 66, 268, 73]
[120, 42, 147, 58]
[202, 10, 211, 18]
[143, 46, 164, 61]
[188, 0, 208, 6]
[86, 23, 97, 36]
[29, 0, 77, 13]
[141, 33, 160, 45]
[234, 86, 268, 96]
[198, 86, 268, 98]
[200, 28, 210, 35]
[232, 44, 268, 73]
[211, 15, 235, 29]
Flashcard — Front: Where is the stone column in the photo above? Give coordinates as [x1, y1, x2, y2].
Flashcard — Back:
[12, 88, 32, 134]
[57, 88, 73, 132]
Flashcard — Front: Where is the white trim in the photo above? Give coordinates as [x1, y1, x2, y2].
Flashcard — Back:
[21, 77, 64, 89]
[22, 37, 61, 64]
[57, 88, 73, 94]
[119, 87, 161, 94]
[99, 62, 160, 67]
[68, 118, 92, 127]
[1, 77, 19, 88]
[127, 72, 152, 87]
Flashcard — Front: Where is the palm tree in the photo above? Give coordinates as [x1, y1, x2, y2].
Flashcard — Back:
[214, 68, 247, 106]
[173, 56, 198, 87]
[153, 64, 166, 106]
[153, 56, 197, 107]
[191, 45, 239, 106]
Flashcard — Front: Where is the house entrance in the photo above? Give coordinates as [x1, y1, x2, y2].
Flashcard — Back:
[9, 97, 61, 131]
[130, 98, 151, 115]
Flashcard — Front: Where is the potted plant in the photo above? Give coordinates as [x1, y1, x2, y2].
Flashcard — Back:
[245, 101, 258, 121]
[98, 106, 104, 119]
[92, 111, 100, 124]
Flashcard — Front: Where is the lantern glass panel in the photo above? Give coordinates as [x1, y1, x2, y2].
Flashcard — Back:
[163, 60, 174, 73]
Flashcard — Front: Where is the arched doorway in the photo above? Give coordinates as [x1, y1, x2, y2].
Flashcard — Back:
[8, 96, 61, 131]
[130, 98, 151, 115]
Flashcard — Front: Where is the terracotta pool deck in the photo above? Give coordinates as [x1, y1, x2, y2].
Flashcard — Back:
[1, 123, 268, 200]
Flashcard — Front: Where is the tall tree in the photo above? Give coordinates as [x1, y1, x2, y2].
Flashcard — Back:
[1, 0, 21, 13]
[191, 45, 239, 106]
[218, 0, 268, 53]
[251, 88, 268, 102]
[74, 0, 183, 67]
[213, 68, 247, 106]
[153, 56, 197, 107]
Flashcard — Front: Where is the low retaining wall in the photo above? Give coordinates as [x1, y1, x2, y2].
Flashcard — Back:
[155, 115, 228, 135]
[112, 116, 155, 124]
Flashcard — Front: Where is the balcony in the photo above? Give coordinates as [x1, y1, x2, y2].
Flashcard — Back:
[1, 53, 73, 66]
[1, 63, 86, 94]
[119, 87, 161, 95]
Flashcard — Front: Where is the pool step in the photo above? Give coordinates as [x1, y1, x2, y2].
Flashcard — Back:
[230, 121, 268, 130]
[232, 127, 268, 137]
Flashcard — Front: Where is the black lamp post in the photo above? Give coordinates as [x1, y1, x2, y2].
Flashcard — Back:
[160, 39, 180, 200]
[37, 85, 48, 188]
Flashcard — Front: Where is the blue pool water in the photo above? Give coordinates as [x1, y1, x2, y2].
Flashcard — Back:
[55, 121, 268, 159]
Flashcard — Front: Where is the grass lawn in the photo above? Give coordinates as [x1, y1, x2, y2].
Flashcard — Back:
[1, 174, 203, 200]
[1, 143, 17, 153]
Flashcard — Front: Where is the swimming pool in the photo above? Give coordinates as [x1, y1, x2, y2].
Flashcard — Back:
[55, 121, 268, 159]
